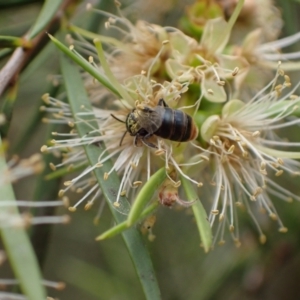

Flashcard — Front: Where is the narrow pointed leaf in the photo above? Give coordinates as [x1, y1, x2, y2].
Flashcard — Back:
[181, 176, 212, 252]
[0, 139, 46, 300]
[96, 202, 159, 241]
[49, 34, 120, 96]
[60, 53, 161, 300]
[27, 0, 62, 39]
[127, 167, 166, 226]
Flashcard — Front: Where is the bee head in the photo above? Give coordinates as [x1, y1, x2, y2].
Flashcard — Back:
[126, 109, 140, 136]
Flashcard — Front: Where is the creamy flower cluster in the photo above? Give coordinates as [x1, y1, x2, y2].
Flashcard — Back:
[43, 0, 300, 244]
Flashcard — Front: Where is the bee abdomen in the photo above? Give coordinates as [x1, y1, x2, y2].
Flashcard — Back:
[154, 108, 198, 142]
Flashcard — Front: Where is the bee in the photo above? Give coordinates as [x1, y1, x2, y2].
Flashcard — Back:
[111, 99, 198, 148]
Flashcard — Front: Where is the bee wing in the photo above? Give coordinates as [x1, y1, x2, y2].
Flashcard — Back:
[138, 107, 163, 133]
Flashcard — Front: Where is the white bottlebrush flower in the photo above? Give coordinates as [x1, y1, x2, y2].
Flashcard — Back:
[41, 74, 196, 216]
[194, 68, 300, 245]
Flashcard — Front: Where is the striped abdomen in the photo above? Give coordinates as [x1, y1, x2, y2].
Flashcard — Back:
[154, 108, 198, 142]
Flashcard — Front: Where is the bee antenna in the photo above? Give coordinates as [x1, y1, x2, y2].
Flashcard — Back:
[111, 114, 126, 123]
[119, 130, 127, 146]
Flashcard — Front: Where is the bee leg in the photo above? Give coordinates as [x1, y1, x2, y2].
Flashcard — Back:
[158, 99, 168, 107]
[141, 133, 158, 149]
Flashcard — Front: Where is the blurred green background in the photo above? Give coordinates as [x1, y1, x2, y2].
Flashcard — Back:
[1, 0, 300, 299]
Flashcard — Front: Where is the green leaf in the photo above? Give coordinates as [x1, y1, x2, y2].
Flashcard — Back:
[0, 35, 31, 48]
[181, 176, 212, 253]
[27, 0, 62, 40]
[127, 167, 166, 226]
[60, 53, 161, 300]
[49, 34, 120, 96]
[96, 202, 159, 241]
[0, 138, 46, 300]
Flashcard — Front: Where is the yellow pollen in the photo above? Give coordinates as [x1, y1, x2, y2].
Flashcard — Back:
[67, 164, 74, 171]
[76, 188, 83, 193]
[269, 213, 277, 221]
[49, 163, 56, 171]
[242, 151, 249, 158]
[103, 173, 109, 180]
[130, 162, 137, 169]
[234, 239, 241, 248]
[68, 206, 76, 212]
[113, 201, 120, 207]
[277, 158, 284, 166]
[290, 94, 298, 100]
[252, 131, 260, 137]
[40, 145, 48, 153]
[162, 40, 169, 45]
[141, 70, 146, 75]
[64, 181, 72, 186]
[95, 162, 103, 168]
[173, 181, 181, 187]
[211, 210, 219, 215]
[253, 187, 263, 197]
[133, 181, 142, 187]
[259, 234, 267, 244]
[279, 227, 288, 233]
[114, 0, 121, 7]
[218, 240, 225, 246]
[120, 190, 126, 196]
[232, 67, 239, 76]
[84, 202, 93, 210]
[41, 93, 50, 104]
[62, 196, 69, 207]
[219, 214, 224, 222]
[217, 80, 225, 86]
[278, 68, 285, 76]
[58, 190, 65, 197]
[200, 154, 209, 161]
[228, 145, 235, 153]
[275, 170, 283, 176]
[207, 89, 214, 95]
[88, 56, 93, 63]
[68, 121, 75, 127]
[197, 182, 203, 187]
[69, 45, 74, 51]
